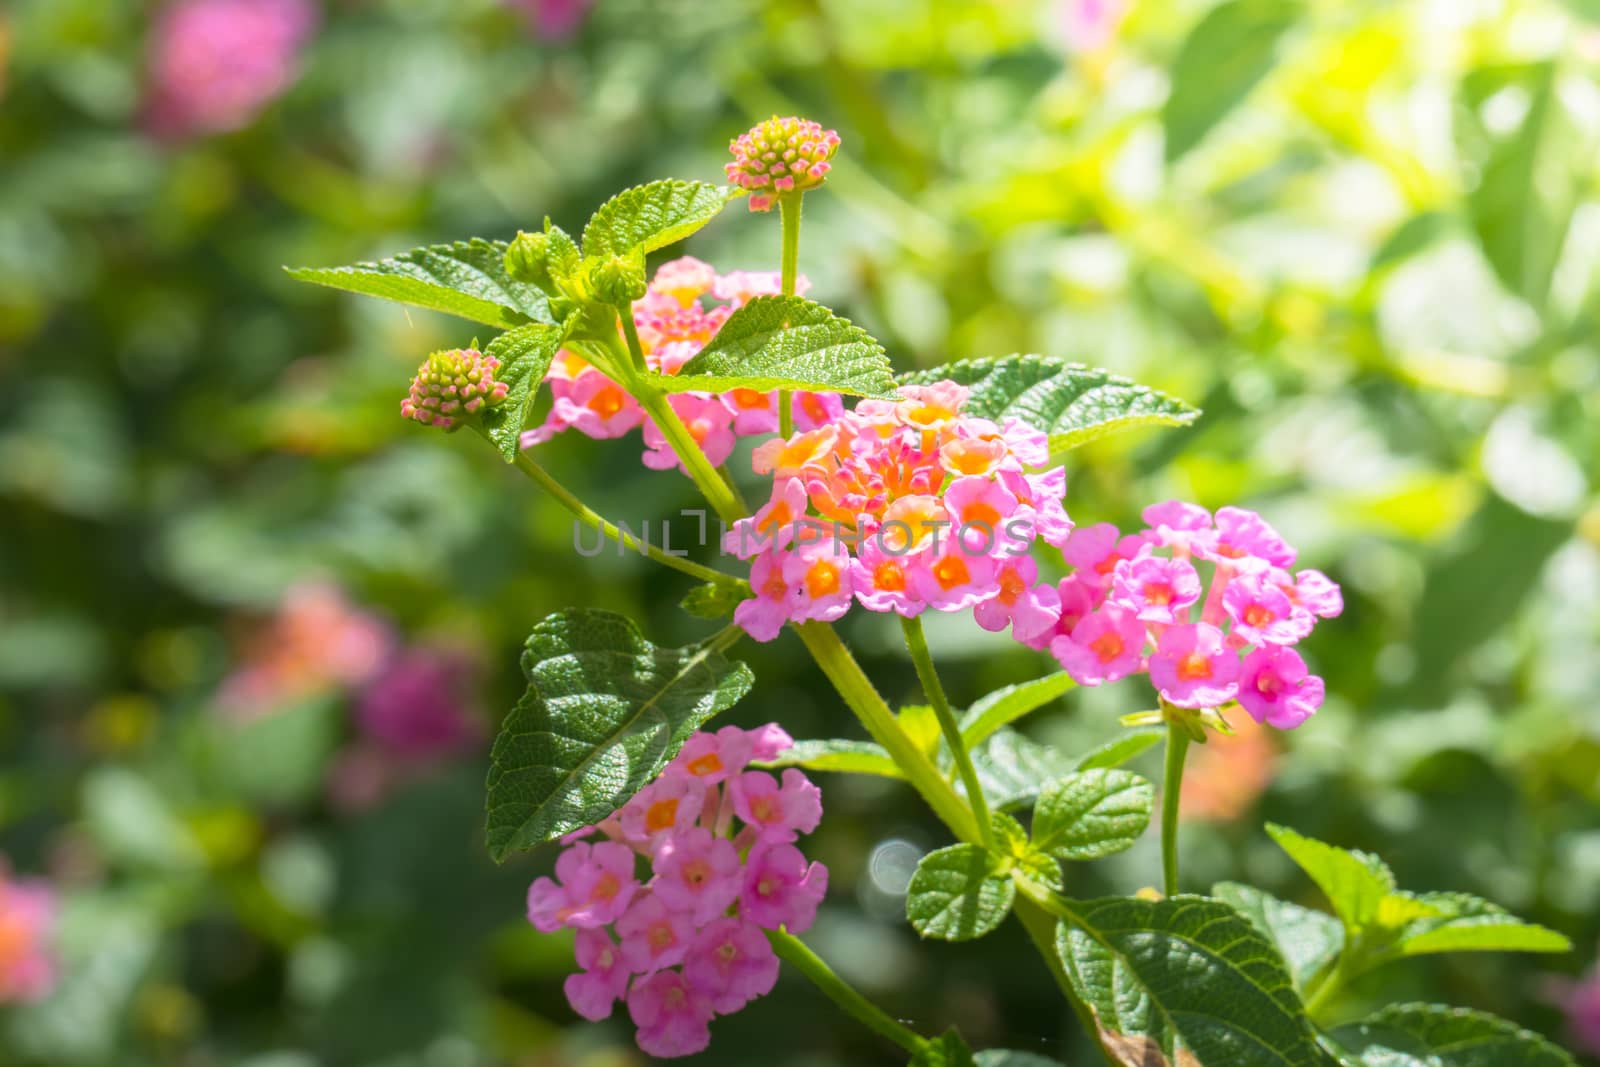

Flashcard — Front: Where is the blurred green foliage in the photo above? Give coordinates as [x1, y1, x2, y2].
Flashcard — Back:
[2, 0, 1599, 1064]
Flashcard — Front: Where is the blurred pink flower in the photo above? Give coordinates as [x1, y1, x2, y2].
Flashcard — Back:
[505, 0, 595, 40]
[1549, 961, 1600, 1057]
[354, 647, 482, 759]
[1179, 715, 1278, 823]
[218, 583, 391, 719]
[1061, 0, 1127, 54]
[145, 0, 318, 139]
[0, 864, 58, 1004]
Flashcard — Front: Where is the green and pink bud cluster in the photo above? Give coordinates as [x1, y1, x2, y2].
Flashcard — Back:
[400, 348, 510, 431]
[725, 116, 841, 211]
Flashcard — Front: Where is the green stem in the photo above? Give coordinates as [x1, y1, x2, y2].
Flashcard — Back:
[900, 616, 994, 849]
[776, 191, 803, 438]
[767, 930, 925, 1055]
[1161, 721, 1192, 897]
[509, 450, 740, 588]
[619, 308, 650, 374]
[1013, 895, 1120, 1067]
[1302, 953, 1351, 1021]
[793, 621, 978, 843]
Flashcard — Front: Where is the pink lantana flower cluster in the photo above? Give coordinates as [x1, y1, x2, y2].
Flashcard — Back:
[1037, 503, 1342, 728]
[526, 724, 827, 1059]
[400, 348, 511, 430]
[725, 116, 841, 212]
[726, 381, 1074, 643]
[0, 862, 59, 1003]
[521, 257, 844, 472]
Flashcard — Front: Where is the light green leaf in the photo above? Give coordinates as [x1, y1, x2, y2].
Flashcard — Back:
[1267, 823, 1395, 931]
[1213, 881, 1344, 992]
[670, 296, 898, 398]
[959, 673, 1076, 747]
[968, 729, 1077, 810]
[286, 239, 553, 329]
[484, 610, 753, 860]
[757, 738, 902, 779]
[1075, 728, 1165, 772]
[1325, 1004, 1577, 1067]
[678, 580, 753, 621]
[1056, 895, 1323, 1067]
[911, 1030, 979, 1067]
[581, 180, 729, 260]
[1032, 771, 1154, 861]
[1059, 926, 1171, 1059]
[1162, 0, 1297, 162]
[906, 844, 1015, 942]
[898, 355, 1198, 456]
[974, 1054, 1067, 1067]
[483, 322, 569, 462]
[1389, 892, 1570, 958]
[1467, 62, 1590, 308]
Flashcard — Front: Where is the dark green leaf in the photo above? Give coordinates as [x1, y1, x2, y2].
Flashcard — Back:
[1267, 823, 1395, 931]
[968, 729, 1077, 810]
[1388, 892, 1570, 958]
[912, 1030, 979, 1067]
[1466, 62, 1588, 308]
[286, 239, 552, 329]
[482, 323, 569, 462]
[1056, 895, 1323, 1067]
[671, 296, 898, 398]
[1075, 728, 1166, 772]
[678, 580, 752, 621]
[960, 673, 1076, 747]
[1162, 0, 1297, 162]
[757, 738, 902, 779]
[581, 180, 729, 260]
[898, 355, 1198, 456]
[1213, 882, 1344, 992]
[1032, 771, 1154, 861]
[484, 609, 754, 860]
[1325, 1004, 1576, 1067]
[906, 844, 1015, 941]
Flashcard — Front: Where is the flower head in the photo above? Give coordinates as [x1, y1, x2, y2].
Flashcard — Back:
[1237, 646, 1324, 729]
[0, 865, 58, 1003]
[1149, 623, 1239, 709]
[683, 918, 779, 1014]
[527, 841, 640, 932]
[726, 116, 841, 211]
[401, 348, 510, 431]
[628, 969, 715, 1058]
[565, 928, 631, 1021]
[740, 844, 828, 933]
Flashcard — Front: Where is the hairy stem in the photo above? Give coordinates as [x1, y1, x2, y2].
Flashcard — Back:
[1161, 720, 1192, 897]
[767, 930, 925, 1054]
[900, 616, 994, 849]
[776, 191, 803, 438]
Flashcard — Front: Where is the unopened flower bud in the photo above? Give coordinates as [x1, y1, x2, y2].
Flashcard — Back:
[591, 253, 648, 307]
[725, 116, 841, 212]
[505, 230, 553, 288]
[401, 348, 509, 431]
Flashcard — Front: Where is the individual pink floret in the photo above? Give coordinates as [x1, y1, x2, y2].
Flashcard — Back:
[526, 841, 640, 932]
[642, 395, 737, 473]
[781, 535, 855, 623]
[683, 918, 781, 1014]
[1141, 500, 1212, 551]
[1282, 568, 1344, 619]
[564, 928, 632, 1021]
[746, 723, 795, 762]
[1223, 573, 1313, 646]
[670, 725, 755, 785]
[1149, 623, 1240, 708]
[974, 556, 1062, 642]
[1237, 645, 1324, 729]
[1109, 555, 1202, 625]
[740, 845, 828, 933]
[616, 893, 698, 974]
[729, 769, 823, 843]
[944, 475, 1019, 554]
[1200, 506, 1296, 570]
[733, 548, 796, 643]
[1051, 607, 1146, 685]
[850, 534, 927, 618]
[628, 969, 716, 1058]
[653, 828, 744, 925]
[618, 776, 707, 849]
[911, 541, 998, 612]
[1062, 522, 1143, 587]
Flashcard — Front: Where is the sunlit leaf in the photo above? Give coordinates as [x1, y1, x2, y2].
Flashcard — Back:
[757, 738, 902, 779]
[1325, 1004, 1577, 1067]
[670, 296, 898, 398]
[1267, 823, 1395, 930]
[581, 180, 729, 260]
[907, 844, 1015, 941]
[959, 673, 1076, 747]
[483, 322, 569, 461]
[1031, 771, 1154, 861]
[1162, 0, 1297, 162]
[1213, 881, 1344, 992]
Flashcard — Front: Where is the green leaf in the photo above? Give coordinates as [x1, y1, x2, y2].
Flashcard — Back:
[974, 1054, 1068, 1067]
[968, 729, 1077, 810]
[1466, 62, 1590, 308]
[959, 673, 1076, 747]
[482, 323, 569, 462]
[1267, 823, 1396, 931]
[911, 1030, 979, 1067]
[678, 580, 752, 621]
[906, 843, 1015, 942]
[670, 296, 898, 398]
[1325, 1004, 1577, 1067]
[1056, 895, 1323, 1067]
[1075, 728, 1165, 772]
[897, 355, 1198, 456]
[1058, 927, 1172, 1060]
[1388, 892, 1570, 958]
[1032, 771, 1154, 861]
[1213, 882, 1344, 992]
[484, 609, 754, 860]
[757, 738, 902, 779]
[286, 239, 553, 329]
[581, 180, 729, 260]
[1162, 0, 1297, 162]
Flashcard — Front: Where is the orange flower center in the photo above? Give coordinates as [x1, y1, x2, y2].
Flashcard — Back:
[649, 924, 675, 950]
[1178, 652, 1213, 681]
[686, 752, 723, 777]
[587, 386, 625, 418]
[998, 569, 1025, 606]
[1089, 631, 1125, 663]
[933, 556, 971, 591]
[806, 559, 841, 599]
[962, 502, 1002, 530]
[1146, 584, 1173, 606]
[593, 872, 621, 901]
[874, 560, 907, 592]
[645, 797, 680, 832]
[1244, 604, 1273, 628]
